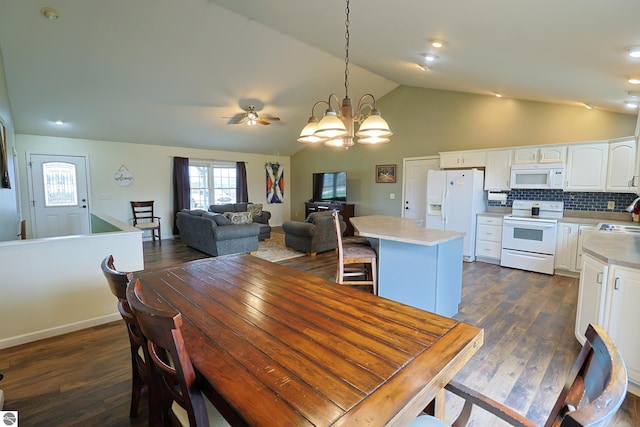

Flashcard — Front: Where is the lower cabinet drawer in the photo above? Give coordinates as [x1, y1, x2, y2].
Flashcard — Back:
[477, 224, 502, 242]
[476, 240, 501, 259]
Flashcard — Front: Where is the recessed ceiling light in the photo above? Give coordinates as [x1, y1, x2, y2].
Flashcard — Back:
[416, 64, 430, 71]
[494, 93, 502, 98]
[54, 120, 64, 125]
[41, 7, 60, 20]
[627, 91, 640, 98]
[628, 47, 640, 58]
[624, 101, 639, 109]
[429, 39, 445, 49]
[424, 53, 438, 62]
[584, 103, 594, 109]
[628, 77, 640, 85]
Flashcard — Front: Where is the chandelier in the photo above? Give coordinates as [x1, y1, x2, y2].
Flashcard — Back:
[297, 0, 392, 148]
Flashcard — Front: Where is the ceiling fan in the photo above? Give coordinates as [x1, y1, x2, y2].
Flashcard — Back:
[224, 105, 280, 126]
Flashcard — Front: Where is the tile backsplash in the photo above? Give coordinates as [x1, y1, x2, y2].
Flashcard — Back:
[487, 189, 639, 213]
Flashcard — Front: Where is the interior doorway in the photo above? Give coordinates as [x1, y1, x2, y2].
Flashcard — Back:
[28, 153, 91, 238]
[401, 157, 440, 222]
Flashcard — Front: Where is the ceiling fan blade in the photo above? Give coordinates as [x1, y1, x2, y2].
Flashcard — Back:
[260, 116, 280, 121]
[224, 112, 247, 125]
[257, 119, 271, 125]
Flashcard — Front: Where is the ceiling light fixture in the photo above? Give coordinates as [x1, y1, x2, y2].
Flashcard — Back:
[627, 91, 640, 98]
[424, 53, 439, 62]
[54, 120, 64, 125]
[628, 77, 640, 85]
[41, 7, 60, 20]
[429, 39, 445, 49]
[628, 47, 640, 58]
[584, 103, 594, 110]
[495, 93, 502, 98]
[624, 101, 639, 109]
[298, 0, 392, 147]
[417, 63, 430, 71]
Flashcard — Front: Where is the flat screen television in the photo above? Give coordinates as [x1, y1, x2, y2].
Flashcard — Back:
[312, 171, 347, 202]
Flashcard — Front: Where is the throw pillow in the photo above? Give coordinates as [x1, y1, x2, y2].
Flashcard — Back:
[223, 211, 253, 224]
[212, 214, 232, 226]
[247, 203, 263, 216]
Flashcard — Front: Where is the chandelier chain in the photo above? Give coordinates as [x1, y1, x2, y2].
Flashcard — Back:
[344, 0, 350, 99]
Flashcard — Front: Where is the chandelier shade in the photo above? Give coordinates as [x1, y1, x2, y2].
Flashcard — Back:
[314, 110, 348, 139]
[355, 110, 393, 138]
[297, 0, 391, 149]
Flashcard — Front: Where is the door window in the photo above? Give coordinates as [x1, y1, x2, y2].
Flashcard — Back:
[42, 162, 78, 207]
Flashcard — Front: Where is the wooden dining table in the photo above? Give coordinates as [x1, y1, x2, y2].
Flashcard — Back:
[134, 253, 483, 426]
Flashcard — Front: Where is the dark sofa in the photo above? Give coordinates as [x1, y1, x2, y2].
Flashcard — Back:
[209, 202, 271, 240]
[176, 209, 260, 256]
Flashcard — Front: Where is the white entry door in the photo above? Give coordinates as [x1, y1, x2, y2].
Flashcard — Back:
[30, 154, 91, 238]
[402, 157, 440, 221]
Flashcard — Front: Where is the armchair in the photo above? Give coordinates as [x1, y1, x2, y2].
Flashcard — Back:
[282, 211, 346, 256]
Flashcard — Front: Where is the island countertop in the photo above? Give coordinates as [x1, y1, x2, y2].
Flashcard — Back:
[350, 215, 465, 246]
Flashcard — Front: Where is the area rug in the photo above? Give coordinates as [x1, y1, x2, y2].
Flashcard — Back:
[253, 233, 306, 263]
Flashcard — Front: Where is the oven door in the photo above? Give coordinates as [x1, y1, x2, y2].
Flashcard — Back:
[502, 217, 558, 255]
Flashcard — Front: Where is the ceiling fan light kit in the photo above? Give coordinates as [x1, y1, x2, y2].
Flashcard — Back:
[298, 0, 392, 148]
[225, 105, 280, 126]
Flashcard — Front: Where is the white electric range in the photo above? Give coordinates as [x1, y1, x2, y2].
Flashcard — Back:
[501, 200, 564, 275]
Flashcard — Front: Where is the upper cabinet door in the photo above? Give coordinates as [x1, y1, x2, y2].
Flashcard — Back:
[439, 151, 486, 169]
[565, 143, 609, 191]
[539, 146, 567, 163]
[512, 147, 539, 164]
[484, 150, 512, 191]
[606, 138, 636, 193]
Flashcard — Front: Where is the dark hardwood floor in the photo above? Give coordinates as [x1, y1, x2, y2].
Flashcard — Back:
[0, 233, 638, 426]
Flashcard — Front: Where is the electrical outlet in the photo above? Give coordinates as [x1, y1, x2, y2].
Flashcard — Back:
[607, 201, 615, 210]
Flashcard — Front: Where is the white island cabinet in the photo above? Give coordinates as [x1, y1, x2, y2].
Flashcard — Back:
[350, 215, 465, 317]
[580, 230, 640, 396]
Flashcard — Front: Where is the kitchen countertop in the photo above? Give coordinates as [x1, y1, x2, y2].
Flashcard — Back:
[350, 215, 464, 246]
[582, 227, 640, 269]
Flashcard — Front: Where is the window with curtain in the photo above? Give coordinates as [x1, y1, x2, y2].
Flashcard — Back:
[189, 161, 237, 209]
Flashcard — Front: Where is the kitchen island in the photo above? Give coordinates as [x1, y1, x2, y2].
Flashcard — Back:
[350, 215, 465, 317]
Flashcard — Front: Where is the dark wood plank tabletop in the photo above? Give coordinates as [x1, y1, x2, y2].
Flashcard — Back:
[134, 254, 483, 426]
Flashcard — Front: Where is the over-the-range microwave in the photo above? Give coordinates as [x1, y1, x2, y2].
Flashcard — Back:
[510, 163, 564, 189]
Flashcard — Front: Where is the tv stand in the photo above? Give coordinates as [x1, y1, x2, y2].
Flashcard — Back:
[305, 202, 355, 236]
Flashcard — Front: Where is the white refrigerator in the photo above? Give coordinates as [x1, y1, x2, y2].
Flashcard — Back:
[425, 169, 486, 262]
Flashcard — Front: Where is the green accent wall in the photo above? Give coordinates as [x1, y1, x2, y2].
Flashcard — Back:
[290, 85, 637, 220]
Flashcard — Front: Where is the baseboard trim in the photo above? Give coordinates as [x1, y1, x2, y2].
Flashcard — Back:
[0, 313, 121, 350]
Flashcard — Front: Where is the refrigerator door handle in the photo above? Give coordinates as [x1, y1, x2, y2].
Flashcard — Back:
[441, 187, 447, 225]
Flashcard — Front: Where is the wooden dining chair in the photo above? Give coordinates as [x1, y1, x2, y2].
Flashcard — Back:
[100, 255, 152, 420]
[332, 211, 378, 295]
[410, 323, 628, 427]
[131, 201, 161, 243]
[126, 278, 231, 427]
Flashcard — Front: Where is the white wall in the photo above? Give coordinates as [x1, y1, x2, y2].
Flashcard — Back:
[0, 214, 144, 349]
[16, 134, 291, 239]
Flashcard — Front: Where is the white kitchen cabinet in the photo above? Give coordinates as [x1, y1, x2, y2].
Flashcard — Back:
[565, 143, 609, 191]
[439, 151, 486, 169]
[606, 138, 636, 192]
[575, 225, 595, 271]
[555, 223, 578, 271]
[475, 215, 503, 263]
[512, 145, 566, 164]
[484, 150, 512, 190]
[602, 264, 640, 388]
[575, 254, 608, 345]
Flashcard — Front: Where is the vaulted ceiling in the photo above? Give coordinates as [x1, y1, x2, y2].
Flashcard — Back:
[1, 0, 639, 156]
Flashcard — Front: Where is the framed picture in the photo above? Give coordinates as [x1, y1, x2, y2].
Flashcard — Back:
[375, 164, 396, 183]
